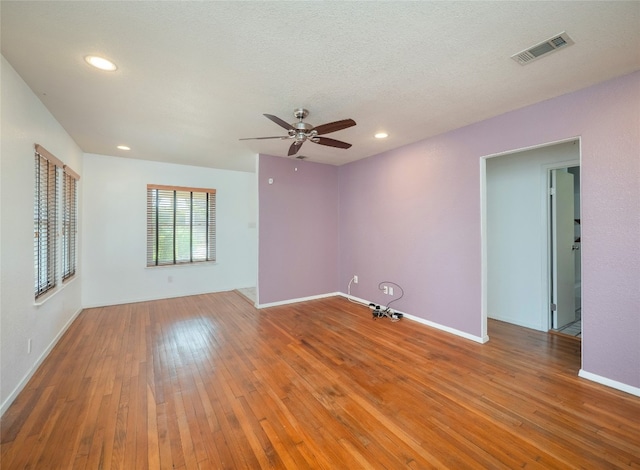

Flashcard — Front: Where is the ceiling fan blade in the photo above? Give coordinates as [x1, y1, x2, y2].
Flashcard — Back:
[312, 118, 356, 136]
[239, 136, 289, 141]
[264, 114, 295, 131]
[288, 141, 303, 156]
[313, 136, 352, 149]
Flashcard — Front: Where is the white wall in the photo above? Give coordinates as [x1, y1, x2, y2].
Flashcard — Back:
[486, 140, 579, 330]
[1, 56, 84, 413]
[82, 153, 257, 307]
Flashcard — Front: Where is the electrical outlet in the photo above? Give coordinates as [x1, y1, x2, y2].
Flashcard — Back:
[383, 285, 388, 294]
[389, 286, 394, 296]
[353, 275, 358, 284]
[27, 338, 32, 354]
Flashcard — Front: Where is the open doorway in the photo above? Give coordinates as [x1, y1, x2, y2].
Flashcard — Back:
[481, 138, 580, 338]
[549, 165, 581, 337]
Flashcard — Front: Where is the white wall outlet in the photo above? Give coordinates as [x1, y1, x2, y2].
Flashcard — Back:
[383, 285, 389, 294]
[353, 275, 358, 284]
[389, 287, 394, 296]
[27, 338, 32, 354]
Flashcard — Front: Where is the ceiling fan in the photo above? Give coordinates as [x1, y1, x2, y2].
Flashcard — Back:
[240, 108, 356, 156]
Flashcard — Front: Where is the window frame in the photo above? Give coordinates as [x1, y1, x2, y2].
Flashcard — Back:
[34, 144, 80, 300]
[146, 184, 217, 267]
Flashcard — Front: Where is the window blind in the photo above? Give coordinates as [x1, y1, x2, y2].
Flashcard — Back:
[146, 185, 216, 266]
[34, 151, 59, 297]
[34, 144, 80, 299]
[62, 169, 78, 281]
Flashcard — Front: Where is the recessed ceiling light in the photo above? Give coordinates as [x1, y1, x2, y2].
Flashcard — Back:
[375, 132, 388, 139]
[117, 145, 130, 150]
[84, 55, 117, 71]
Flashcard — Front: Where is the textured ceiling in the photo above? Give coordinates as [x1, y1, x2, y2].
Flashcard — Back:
[2, 1, 639, 172]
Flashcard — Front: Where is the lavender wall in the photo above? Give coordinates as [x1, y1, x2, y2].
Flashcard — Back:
[258, 155, 340, 304]
[338, 135, 482, 335]
[339, 71, 640, 389]
[257, 72, 639, 390]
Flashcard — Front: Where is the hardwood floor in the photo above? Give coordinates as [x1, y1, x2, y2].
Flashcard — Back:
[2, 292, 639, 469]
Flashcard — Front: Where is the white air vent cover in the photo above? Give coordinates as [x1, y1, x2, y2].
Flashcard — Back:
[511, 32, 574, 65]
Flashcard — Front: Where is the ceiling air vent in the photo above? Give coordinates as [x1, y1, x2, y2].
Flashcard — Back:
[511, 32, 574, 65]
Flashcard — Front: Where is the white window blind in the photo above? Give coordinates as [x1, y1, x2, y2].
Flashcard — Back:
[146, 185, 216, 266]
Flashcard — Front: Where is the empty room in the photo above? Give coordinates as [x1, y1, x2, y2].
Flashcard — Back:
[1, 1, 639, 468]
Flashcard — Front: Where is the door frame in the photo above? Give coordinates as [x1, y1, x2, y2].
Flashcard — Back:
[545, 160, 582, 330]
[546, 162, 581, 330]
[480, 137, 582, 340]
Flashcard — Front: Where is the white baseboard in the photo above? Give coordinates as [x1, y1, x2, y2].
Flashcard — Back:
[340, 293, 371, 306]
[402, 312, 489, 343]
[82, 287, 238, 309]
[1, 307, 83, 416]
[579, 369, 640, 397]
[338, 293, 488, 343]
[256, 292, 340, 309]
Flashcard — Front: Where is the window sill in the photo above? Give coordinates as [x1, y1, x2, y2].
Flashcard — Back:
[145, 261, 218, 270]
[34, 275, 78, 307]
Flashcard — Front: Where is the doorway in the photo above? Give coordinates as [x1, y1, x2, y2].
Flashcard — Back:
[481, 138, 581, 339]
[549, 165, 582, 336]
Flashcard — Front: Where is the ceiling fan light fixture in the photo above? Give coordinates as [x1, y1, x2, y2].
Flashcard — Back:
[375, 132, 388, 139]
[84, 55, 118, 71]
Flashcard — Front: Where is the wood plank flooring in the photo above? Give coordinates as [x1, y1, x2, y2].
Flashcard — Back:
[2, 291, 639, 469]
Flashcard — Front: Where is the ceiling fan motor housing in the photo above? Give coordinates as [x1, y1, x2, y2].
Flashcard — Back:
[293, 113, 314, 142]
[294, 121, 313, 131]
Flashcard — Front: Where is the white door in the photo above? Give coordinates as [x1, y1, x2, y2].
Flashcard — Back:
[551, 169, 575, 329]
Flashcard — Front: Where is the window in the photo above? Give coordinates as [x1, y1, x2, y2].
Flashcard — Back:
[61, 170, 78, 280]
[146, 185, 216, 266]
[34, 144, 80, 299]
[34, 150, 58, 297]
